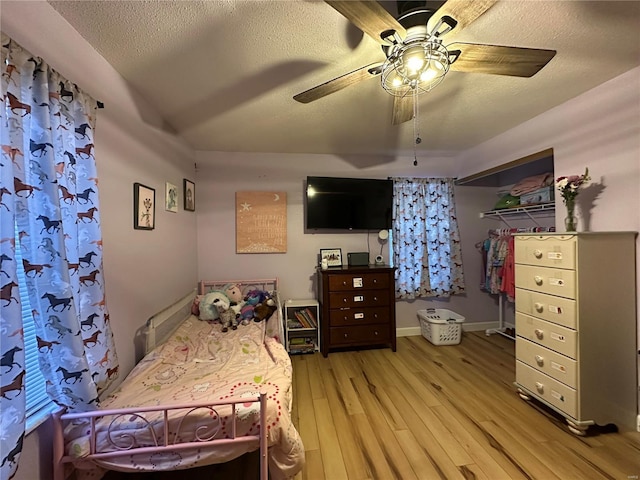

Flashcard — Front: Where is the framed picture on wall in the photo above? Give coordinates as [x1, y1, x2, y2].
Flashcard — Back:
[165, 182, 178, 212]
[134, 183, 155, 230]
[320, 248, 342, 267]
[184, 179, 195, 211]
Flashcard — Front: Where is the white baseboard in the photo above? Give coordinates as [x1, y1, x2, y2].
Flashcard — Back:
[396, 321, 514, 338]
[397, 327, 421, 337]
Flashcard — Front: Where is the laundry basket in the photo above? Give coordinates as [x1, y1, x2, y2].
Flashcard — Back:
[417, 309, 465, 345]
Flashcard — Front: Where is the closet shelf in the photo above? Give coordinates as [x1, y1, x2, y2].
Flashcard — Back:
[480, 202, 555, 219]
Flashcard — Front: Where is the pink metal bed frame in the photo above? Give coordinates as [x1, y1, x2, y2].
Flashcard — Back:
[52, 394, 268, 480]
[51, 279, 283, 480]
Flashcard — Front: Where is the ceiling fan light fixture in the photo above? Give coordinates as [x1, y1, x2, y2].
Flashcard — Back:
[381, 39, 450, 97]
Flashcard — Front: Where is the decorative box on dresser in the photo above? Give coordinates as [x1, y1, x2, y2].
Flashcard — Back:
[317, 265, 396, 357]
[514, 232, 637, 434]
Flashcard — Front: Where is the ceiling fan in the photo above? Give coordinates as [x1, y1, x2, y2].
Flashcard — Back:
[293, 0, 556, 125]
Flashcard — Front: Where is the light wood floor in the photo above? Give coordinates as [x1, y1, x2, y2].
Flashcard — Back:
[290, 332, 640, 480]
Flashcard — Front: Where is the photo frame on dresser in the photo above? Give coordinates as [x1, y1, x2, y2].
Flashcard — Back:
[319, 248, 342, 267]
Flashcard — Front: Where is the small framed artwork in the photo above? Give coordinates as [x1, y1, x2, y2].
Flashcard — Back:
[320, 248, 342, 267]
[183, 179, 195, 211]
[165, 182, 178, 212]
[134, 183, 155, 230]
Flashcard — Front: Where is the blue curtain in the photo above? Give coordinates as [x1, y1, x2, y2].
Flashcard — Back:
[1, 33, 119, 480]
[391, 177, 465, 299]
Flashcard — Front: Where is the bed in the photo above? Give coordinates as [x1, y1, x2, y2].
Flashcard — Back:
[52, 279, 304, 480]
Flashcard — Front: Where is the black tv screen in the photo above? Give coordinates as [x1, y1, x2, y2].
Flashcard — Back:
[305, 176, 393, 230]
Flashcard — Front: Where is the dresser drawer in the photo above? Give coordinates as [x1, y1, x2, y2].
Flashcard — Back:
[329, 291, 389, 308]
[515, 264, 576, 299]
[517, 361, 577, 418]
[328, 273, 389, 291]
[515, 235, 576, 269]
[515, 288, 577, 329]
[330, 325, 390, 346]
[516, 313, 577, 358]
[329, 306, 388, 326]
[516, 337, 577, 388]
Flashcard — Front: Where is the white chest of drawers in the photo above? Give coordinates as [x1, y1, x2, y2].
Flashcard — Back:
[514, 232, 637, 434]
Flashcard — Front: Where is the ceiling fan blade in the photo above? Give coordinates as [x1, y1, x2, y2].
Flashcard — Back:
[293, 63, 383, 104]
[448, 43, 557, 77]
[392, 95, 414, 125]
[326, 1, 406, 44]
[428, 0, 497, 36]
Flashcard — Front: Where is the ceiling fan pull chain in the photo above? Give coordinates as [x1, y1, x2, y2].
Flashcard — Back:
[413, 92, 421, 166]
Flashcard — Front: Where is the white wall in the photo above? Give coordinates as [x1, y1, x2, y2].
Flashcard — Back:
[2, 3, 199, 479]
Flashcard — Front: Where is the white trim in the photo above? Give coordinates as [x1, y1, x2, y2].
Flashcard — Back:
[396, 322, 514, 338]
[25, 401, 58, 434]
[397, 327, 421, 337]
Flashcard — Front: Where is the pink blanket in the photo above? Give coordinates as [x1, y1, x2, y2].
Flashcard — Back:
[64, 317, 304, 479]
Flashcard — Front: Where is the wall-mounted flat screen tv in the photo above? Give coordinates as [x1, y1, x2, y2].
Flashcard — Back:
[305, 176, 393, 231]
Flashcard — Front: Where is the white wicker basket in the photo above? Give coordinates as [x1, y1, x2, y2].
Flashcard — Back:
[417, 309, 465, 346]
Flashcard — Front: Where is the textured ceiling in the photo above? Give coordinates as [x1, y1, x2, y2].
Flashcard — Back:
[47, 0, 640, 156]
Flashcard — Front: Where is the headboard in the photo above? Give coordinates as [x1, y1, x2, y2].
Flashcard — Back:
[198, 278, 279, 296]
[144, 289, 196, 355]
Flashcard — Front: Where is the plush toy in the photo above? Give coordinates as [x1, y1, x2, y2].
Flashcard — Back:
[253, 297, 277, 322]
[238, 304, 255, 325]
[199, 291, 229, 321]
[223, 283, 243, 304]
[207, 292, 237, 332]
[244, 289, 266, 306]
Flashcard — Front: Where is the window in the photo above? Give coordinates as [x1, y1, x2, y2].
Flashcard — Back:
[14, 226, 56, 431]
[391, 178, 465, 299]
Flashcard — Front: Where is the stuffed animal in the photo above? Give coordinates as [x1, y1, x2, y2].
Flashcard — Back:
[199, 291, 229, 321]
[223, 283, 243, 304]
[253, 297, 277, 322]
[244, 289, 266, 306]
[208, 292, 237, 332]
[239, 304, 255, 325]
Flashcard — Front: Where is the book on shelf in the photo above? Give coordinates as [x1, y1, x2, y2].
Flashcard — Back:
[293, 311, 311, 328]
[286, 318, 303, 329]
[289, 337, 315, 346]
[301, 307, 317, 328]
[289, 344, 315, 354]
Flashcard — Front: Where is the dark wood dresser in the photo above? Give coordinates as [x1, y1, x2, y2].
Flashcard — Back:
[317, 265, 396, 357]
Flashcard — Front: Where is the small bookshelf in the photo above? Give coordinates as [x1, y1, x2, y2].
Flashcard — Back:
[284, 299, 320, 354]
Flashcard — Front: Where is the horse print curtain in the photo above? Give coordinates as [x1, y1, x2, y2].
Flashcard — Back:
[1, 33, 119, 479]
[391, 177, 465, 299]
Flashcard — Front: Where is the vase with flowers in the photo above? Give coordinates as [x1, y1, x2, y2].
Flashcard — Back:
[555, 168, 591, 232]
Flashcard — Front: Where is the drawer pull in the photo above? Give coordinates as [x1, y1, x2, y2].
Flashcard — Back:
[534, 249, 543, 259]
[373, 296, 378, 302]
[372, 279, 378, 284]
[342, 281, 347, 286]
[535, 355, 544, 366]
[344, 333, 348, 339]
[534, 329, 544, 340]
[535, 382, 544, 394]
[534, 275, 543, 286]
[534, 302, 544, 313]
[374, 331, 379, 336]
[343, 298, 347, 303]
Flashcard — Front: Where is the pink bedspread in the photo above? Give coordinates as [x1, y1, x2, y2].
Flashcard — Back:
[65, 317, 304, 479]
